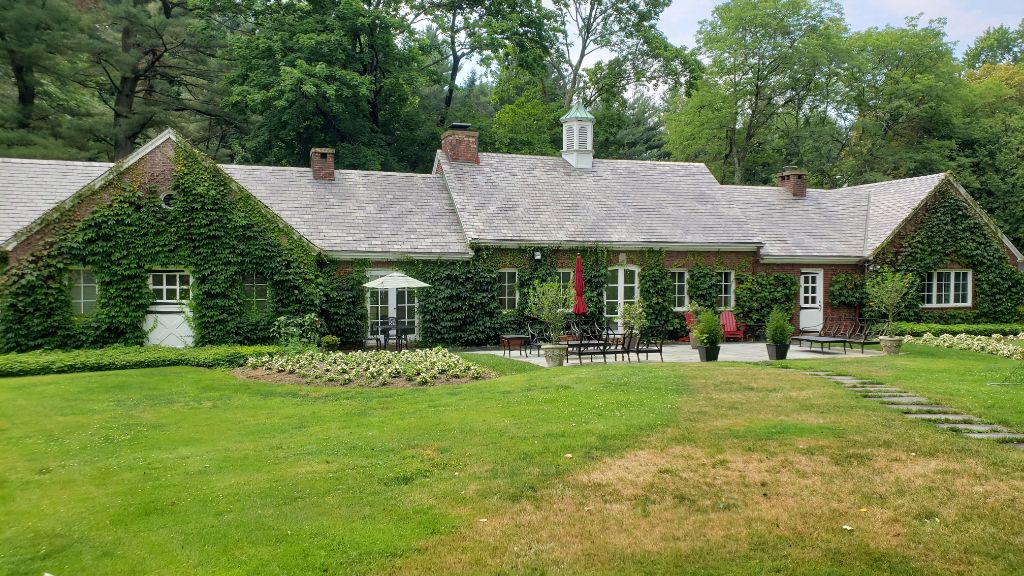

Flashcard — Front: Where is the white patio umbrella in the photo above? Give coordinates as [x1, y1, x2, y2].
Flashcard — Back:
[362, 272, 431, 289]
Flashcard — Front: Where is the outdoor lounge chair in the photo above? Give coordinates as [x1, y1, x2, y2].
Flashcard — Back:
[791, 319, 855, 352]
[633, 327, 665, 362]
[843, 319, 881, 353]
[720, 310, 746, 341]
[571, 326, 611, 363]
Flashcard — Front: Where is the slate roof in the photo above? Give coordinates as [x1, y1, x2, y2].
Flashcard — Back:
[0, 158, 113, 246]
[219, 164, 471, 257]
[437, 152, 946, 258]
[0, 140, 955, 261]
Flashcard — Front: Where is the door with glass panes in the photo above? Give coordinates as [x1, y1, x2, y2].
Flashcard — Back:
[604, 266, 639, 330]
[366, 270, 418, 338]
[798, 270, 823, 331]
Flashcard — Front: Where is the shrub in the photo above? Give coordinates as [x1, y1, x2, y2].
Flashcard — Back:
[620, 298, 649, 334]
[0, 345, 282, 377]
[695, 310, 723, 347]
[766, 308, 795, 345]
[272, 313, 322, 346]
[828, 274, 866, 308]
[907, 333, 1024, 361]
[320, 335, 340, 351]
[889, 322, 1024, 337]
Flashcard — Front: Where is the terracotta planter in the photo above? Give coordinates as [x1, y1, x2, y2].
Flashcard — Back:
[879, 336, 904, 356]
[540, 343, 569, 367]
[697, 345, 720, 362]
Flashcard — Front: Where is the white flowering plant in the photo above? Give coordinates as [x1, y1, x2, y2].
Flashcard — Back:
[906, 332, 1024, 361]
[244, 347, 487, 386]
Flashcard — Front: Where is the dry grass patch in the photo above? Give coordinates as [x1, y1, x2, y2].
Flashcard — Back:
[389, 368, 1024, 575]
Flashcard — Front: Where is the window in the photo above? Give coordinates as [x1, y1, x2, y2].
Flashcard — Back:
[716, 271, 734, 309]
[921, 270, 972, 307]
[497, 269, 518, 310]
[556, 269, 574, 290]
[68, 268, 97, 315]
[605, 266, 639, 322]
[670, 270, 688, 310]
[150, 271, 191, 303]
[366, 270, 419, 337]
[242, 272, 269, 311]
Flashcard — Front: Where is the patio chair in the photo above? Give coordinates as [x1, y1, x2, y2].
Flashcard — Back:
[792, 319, 855, 352]
[844, 319, 881, 353]
[681, 311, 697, 342]
[633, 326, 665, 362]
[614, 329, 638, 362]
[720, 310, 746, 341]
[573, 327, 610, 363]
[525, 324, 544, 356]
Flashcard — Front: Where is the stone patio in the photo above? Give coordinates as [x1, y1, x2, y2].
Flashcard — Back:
[473, 342, 881, 366]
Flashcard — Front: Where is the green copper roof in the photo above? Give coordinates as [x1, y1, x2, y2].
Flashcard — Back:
[560, 102, 595, 122]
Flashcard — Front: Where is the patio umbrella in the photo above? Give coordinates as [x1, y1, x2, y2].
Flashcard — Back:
[362, 272, 431, 289]
[572, 254, 588, 315]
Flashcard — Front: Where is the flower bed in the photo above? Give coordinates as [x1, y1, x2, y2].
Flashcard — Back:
[907, 332, 1024, 361]
[243, 347, 487, 386]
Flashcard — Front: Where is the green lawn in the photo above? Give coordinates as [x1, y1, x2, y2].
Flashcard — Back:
[777, 343, 1024, 430]
[1, 351, 1023, 574]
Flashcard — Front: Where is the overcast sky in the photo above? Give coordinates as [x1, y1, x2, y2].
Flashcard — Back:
[659, 0, 1023, 54]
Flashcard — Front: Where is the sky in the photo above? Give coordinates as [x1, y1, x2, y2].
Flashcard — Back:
[658, 0, 1023, 54]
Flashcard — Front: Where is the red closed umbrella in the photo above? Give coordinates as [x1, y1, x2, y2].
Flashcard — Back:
[572, 254, 588, 315]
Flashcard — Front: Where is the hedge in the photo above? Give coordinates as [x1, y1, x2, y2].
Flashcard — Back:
[889, 322, 1024, 337]
[0, 345, 282, 378]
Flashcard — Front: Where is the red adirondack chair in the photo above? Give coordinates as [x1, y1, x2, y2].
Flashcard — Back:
[681, 311, 697, 342]
[719, 310, 746, 341]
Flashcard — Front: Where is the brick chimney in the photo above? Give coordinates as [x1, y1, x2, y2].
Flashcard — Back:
[310, 148, 335, 181]
[440, 123, 479, 164]
[778, 166, 807, 198]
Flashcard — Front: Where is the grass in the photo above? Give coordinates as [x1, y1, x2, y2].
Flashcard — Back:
[777, 343, 1024, 430]
[1, 352, 1023, 574]
[456, 352, 543, 376]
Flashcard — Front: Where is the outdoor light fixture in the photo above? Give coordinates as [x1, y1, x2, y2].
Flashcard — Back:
[534, 251, 542, 261]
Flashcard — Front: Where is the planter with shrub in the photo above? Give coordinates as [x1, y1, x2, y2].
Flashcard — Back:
[765, 308, 795, 360]
[695, 310, 724, 362]
[867, 271, 916, 356]
[525, 280, 573, 367]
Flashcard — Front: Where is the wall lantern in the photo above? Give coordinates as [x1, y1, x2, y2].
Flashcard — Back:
[533, 251, 542, 261]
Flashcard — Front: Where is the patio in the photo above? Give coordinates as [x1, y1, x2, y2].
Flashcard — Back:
[471, 341, 881, 366]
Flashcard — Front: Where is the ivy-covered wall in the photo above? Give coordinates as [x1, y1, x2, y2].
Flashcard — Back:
[872, 182, 1024, 322]
[0, 141, 348, 352]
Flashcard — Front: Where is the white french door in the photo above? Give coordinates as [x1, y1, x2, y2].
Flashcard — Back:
[799, 270, 823, 331]
[367, 270, 418, 338]
[604, 266, 639, 329]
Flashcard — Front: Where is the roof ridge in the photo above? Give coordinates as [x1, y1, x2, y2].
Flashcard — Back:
[218, 163, 439, 178]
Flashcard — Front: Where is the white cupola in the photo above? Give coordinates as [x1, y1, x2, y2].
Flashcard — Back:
[561, 102, 595, 169]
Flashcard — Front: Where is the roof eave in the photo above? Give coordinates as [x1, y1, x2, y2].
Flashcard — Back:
[324, 250, 474, 261]
[473, 240, 763, 252]
[760, 255, 864, 264]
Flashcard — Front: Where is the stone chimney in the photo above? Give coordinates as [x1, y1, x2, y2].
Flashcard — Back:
[778, 166, 807, 198]
[310, 148, 335, 181]
[440, 123, 479, 164]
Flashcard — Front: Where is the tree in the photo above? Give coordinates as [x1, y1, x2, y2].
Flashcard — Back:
[963, 20, 1024, 69]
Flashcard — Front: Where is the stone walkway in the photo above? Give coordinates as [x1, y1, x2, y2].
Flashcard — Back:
[474, 342, 881, 366]
[803, 371, 1024, 450]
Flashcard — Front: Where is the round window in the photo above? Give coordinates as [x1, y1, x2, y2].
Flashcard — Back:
[161, 193, 176, 209]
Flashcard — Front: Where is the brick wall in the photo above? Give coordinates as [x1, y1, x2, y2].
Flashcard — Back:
[310, 148, 335, 181]
[760, 263, 863, 325]
[7, 139, 176, 267]
[439, 130, 479, 164]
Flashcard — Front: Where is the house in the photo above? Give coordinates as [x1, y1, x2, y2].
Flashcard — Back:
[1, 105, 1022, 351]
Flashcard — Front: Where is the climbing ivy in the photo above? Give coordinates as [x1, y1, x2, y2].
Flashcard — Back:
[733, 273, 798, 325]
[0, 141, 334, 352]
[686, 263, 718, 310]
[637, 250, 673, 330]
[872, 183, 1024, 322]
[828, 274, 866, 309]
[321, 261, 369, 346]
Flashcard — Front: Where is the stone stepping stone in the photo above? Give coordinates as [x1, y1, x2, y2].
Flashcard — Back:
[890, 405, 956, 413]
[935, 423, 1010, 432]
[802, 371, 833, 376]
[868, 396, 933, 404]
[852, 387, 904, 394]
[962, 432, 1024, 441]
[842, 383, 889, 389]
[904, 413, 981, 422]
[829, 376, 866, 383]
[1010, 443, 1024, 450]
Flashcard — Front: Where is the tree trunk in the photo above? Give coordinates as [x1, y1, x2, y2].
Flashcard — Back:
[10, 60, 36, 129]
[113, 74, 140, 159]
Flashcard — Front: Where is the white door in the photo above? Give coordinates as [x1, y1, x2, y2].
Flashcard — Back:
[145, 270, 194, 347]
[604, 266, 639, 329]
[799, 270, 823, 332]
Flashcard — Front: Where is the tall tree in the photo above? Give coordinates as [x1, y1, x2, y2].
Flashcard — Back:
[963, 20, 1024, 69]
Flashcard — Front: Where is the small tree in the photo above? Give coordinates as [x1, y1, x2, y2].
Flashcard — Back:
[766, 308, 795, 345]
[866, 271, 916, 337]
[695, 310, 724, 347]
[620, 298, 649, 334]
[525, 280, 573, 343]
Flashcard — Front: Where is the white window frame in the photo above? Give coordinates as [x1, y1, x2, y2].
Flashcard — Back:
[605, 265, 640, 324]
[67, 267, 98, 316]
[556, 268, 574, 290]
[717, 270, 735, 310]
[921, 269, 972, 308]
[670, 269, 688, 311]
[149, 270, 191, 304]
[497, 268, 519, 310]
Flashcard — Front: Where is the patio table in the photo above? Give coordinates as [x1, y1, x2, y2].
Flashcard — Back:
[500, 334, 529, 356]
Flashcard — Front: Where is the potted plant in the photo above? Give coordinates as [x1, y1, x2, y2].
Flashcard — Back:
[765, 308, 794, 360]
[525, 280, 573, 367]
[695, 310, 724, 362]
[866, 270, 916, 356]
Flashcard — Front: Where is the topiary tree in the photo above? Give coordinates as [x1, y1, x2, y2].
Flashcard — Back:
[525, 280, 573, 343]
[866, 271, 917, 337]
